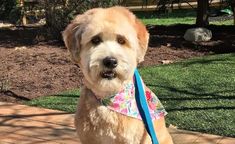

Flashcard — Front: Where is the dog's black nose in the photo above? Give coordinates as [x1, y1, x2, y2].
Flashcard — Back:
[103, 56, 118, 69]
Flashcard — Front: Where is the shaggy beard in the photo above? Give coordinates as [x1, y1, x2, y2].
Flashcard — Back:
[85, 62, 133, 98]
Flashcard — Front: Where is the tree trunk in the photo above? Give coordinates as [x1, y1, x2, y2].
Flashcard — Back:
[19, 0, 27, 25]
[231, 0, 235, 25]
[233, 6, 235, 25]
[196, 0, 209, 27]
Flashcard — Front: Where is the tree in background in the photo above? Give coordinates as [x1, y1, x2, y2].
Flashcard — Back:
[196, 0, 209, 27]
[230, 0, 235, 24]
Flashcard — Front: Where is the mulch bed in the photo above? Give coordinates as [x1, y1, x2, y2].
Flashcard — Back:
[0, 24, 234, 103]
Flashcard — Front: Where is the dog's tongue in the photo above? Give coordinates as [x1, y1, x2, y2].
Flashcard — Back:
[101, 71, 116, 80]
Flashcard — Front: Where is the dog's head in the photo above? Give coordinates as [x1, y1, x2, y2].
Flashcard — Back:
[63, 6, 149, 98]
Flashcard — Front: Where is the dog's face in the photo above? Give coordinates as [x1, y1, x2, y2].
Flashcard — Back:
[63, 7, 149, 97]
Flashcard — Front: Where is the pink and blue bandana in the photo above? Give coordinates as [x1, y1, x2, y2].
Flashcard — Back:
[100, 81, 167, 120]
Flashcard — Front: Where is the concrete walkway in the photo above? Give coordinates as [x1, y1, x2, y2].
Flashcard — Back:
[0, 102, 234, 144]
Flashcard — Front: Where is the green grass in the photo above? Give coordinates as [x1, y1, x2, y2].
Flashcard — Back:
[141, 17, 196, 25]
[135, 9, 196, 25]
[26, 89, 80, 113]
[26, 53, 235, 137]
[134, 9, 234, 25]
[140, 53, 235, 137]
[210, 19, 234, 25]
[142, 18, 233, 25]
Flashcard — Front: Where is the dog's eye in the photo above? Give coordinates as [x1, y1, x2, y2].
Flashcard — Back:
[91, 36, 102, 45]
[117, 36, 126, 45]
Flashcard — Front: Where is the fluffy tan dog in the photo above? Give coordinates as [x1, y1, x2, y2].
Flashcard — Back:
[63, 6, 173, 144]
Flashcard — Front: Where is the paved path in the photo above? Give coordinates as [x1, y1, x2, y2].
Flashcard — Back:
[0, 102, 234, 144]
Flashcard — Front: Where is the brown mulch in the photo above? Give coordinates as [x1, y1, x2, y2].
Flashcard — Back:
[0, 24, 234, 103]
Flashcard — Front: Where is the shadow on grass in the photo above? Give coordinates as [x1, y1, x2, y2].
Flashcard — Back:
[146, 83, 235, 116]
[179, 54, 235, 67]
[52, 94, 80, 98]
[147, 84, 235, 99]
[166, 106, 235, 112]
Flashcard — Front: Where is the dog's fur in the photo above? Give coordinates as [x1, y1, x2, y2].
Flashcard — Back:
[63, 6, 173, 144]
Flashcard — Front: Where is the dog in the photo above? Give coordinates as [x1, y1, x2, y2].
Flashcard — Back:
[63, 6, 173, 144]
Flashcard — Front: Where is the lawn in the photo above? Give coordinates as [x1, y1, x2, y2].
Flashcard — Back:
[26, 53, 235, 137]
[26, 89, 80, 113]
[140, 53, 235, 137]
[135, 9, 234, 25]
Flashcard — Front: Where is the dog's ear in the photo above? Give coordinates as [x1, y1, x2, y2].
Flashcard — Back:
[135, 19, 149, 63]
[62, 15, 83, 63]
[63, 8, 101, 63]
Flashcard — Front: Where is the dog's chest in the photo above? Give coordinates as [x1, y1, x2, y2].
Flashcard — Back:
[75, 92, 144, 144]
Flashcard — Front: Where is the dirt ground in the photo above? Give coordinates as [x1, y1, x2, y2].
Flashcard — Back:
[0, 24, 234, 103]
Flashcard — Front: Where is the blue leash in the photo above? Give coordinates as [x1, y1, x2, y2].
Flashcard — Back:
[134, 69, 159, 144]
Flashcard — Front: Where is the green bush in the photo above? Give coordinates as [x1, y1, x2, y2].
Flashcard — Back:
[0, 0, 18, 20]
[0, 0, 25, 24]
[8, 5, 22, 24]
[44, 0, 120, 40]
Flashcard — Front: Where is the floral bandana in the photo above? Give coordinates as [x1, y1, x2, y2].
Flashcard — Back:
[100, 81, 167, 120]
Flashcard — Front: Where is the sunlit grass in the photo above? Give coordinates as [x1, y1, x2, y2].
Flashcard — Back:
[140, 53, 235, 137]
[26, 89, 80, 113]
[141, 18, 233, 25]
[141, 17, 196, 25]
[135, 9, 234, 25]
[210, 19, 234, 25]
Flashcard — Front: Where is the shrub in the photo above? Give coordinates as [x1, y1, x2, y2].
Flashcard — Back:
[44, 0, 120, 40]
[8, 5, 22, 24]
[0, 0, 18, 20]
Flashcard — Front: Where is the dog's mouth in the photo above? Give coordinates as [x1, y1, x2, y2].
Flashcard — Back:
[100, 70, 117, 80]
